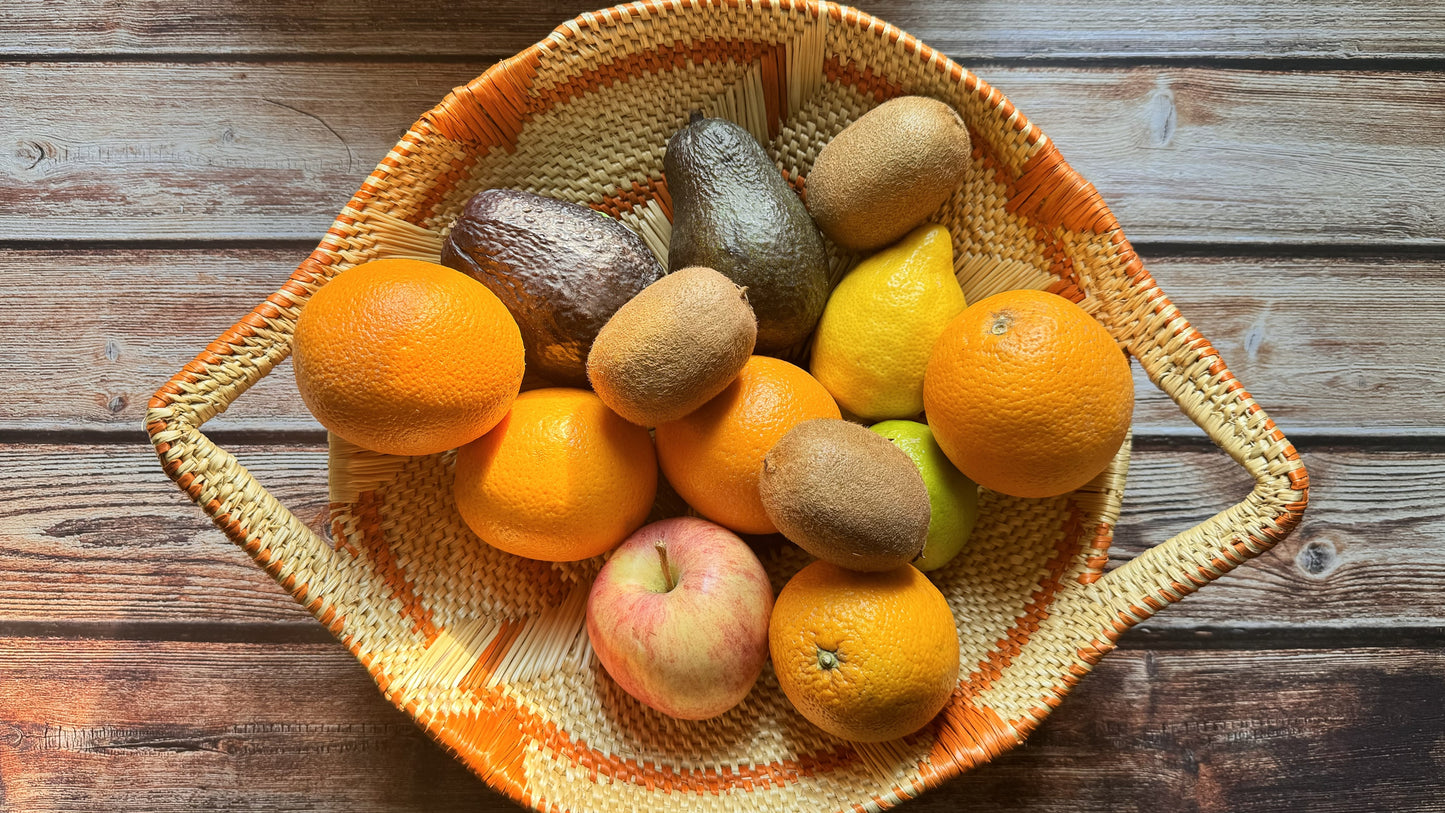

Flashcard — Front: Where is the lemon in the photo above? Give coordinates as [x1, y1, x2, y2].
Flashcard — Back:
[869, 420, 978, 571]
[809, 224, 966, 421]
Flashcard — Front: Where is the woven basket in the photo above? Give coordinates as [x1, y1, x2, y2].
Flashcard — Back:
[147, 2, 1309, 810]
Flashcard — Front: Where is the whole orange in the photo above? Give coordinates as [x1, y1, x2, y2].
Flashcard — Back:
[453, 388, 657, 562]
[292, 258, 524, 457]
[769, 561, 959, 743]
[923, 288, 1133, 499]
[654, 356, 840, 535]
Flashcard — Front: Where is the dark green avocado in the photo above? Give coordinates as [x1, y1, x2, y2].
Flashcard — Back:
[664, 113, 830, 354]
[441, 188, 666, 386]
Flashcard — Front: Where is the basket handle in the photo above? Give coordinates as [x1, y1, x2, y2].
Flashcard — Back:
[1087, 268, 1309, 626]
[146, 253, 346, 618]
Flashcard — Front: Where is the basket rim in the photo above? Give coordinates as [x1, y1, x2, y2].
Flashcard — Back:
[146, 1, 1309, 810]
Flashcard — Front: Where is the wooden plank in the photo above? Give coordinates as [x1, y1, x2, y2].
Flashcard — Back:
[0, 637, 505, 812]
[1, 637, 1440, 811]
[0, 248, 319, 433]
[1, 441, 1438, 632]
[6, 0, 1444, 60]
[1111, 441, 1445, 634]
[1126, 253, 1445, 436]
[0, 443, 321, 629]
[3, 63, 1442, 244]
[2, 249, 1438, 434]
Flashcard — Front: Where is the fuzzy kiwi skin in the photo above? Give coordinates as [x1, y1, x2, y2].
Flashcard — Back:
[587, 266, 757, 427]
[806, 96, 972, 253]
[759, 418, 931, 572]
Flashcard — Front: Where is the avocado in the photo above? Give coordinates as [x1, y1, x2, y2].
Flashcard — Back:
[441, 188, 666, 386]
[664, 113, 830, 354]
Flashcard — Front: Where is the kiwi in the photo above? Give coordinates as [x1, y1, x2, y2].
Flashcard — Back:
[587, 266, 757, 426]
[805, 96, 972, 252]
[759, 418, 930, 572]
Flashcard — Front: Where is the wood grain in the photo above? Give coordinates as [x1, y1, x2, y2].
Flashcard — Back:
[1, 636, 1439, 812]
[0, 249, 319, 433]
[8, 0, 1444, 60]
[4, 63, 1442, 243]
[2, 441, 1437, 633]
[3, 249, 1436, 434]
[0, 443, 322, 631]
[0, 637, 500, 812]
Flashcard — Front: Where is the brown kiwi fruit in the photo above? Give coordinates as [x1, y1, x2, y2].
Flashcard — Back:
[805, 96, 972, 252]
[759, 418, 930, 571]
[587, 266, 757, 426]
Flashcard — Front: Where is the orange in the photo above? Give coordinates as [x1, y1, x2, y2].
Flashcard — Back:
[654, 356, 840, 535]
[453, 388, 657, 562]
[769, 561, 959, 743]
[923, 289, 1133, 499]
[292, 258, 524, 457]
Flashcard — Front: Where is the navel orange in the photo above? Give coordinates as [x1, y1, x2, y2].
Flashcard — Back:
[453, 388, 657, 562]
[654, 356, 840, 535]
[292, 258, 525, 457]
[922, 288, 1133, 499]
[769, 561, 960, 743]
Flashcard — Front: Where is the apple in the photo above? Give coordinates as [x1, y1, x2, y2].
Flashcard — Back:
[586, 516, 774, 720]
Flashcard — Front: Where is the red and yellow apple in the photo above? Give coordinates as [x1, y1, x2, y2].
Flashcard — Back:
[585, 516, 774, 720]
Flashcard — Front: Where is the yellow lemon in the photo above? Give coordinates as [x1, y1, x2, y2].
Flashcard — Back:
[810, 224, 966, 421]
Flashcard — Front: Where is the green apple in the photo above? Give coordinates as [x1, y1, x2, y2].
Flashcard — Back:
[869, 420, 978, 571]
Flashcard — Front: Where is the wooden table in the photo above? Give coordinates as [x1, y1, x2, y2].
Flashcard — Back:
[3, 1, 1442, 810]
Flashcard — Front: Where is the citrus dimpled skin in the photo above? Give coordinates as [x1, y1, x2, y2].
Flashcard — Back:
[654, 356, 840, 535]
[810, 223, 966, 421]
[923, 288, 1134, 499]
[769, 561, 960, 743]
[292, 258, 525, 457]
[453, 388, 657, 562]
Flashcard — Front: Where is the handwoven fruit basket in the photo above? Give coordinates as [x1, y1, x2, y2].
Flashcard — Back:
[146, 2, 1310, 810]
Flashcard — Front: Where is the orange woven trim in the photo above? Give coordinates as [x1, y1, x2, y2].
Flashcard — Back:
[434, 685, 857, 795]
[346, 490, 440, 645]
[136, 467, 350, 640]
[430, 48, 545, 145]
[823, 54, 901, 104]
[429, 692, 533, 804]
[457, 619, 528, 695]
[1045, 277, 1089, 305]
[420, 34, 797, 225]
[921, 693, 1019, 777]
[1012, 625, 1127, 738]
[965, 123, 1071, 263]
[759, 41, 788, 140]
[592, 175, 674, 219]
[1077, 520, 1117, 585]
[962, 502, 1087, 697]
[539, 37, 791, 121]
[1006, 141, 1116, 235]
[327, 502, 358, 558]
[784, 168, 807, 201]
[413, 150, 485, 228]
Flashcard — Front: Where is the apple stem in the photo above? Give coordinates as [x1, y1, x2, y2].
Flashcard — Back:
[655, 540, 676, 592]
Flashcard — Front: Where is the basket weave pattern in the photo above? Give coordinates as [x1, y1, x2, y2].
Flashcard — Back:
[147, 2, 1309, 811]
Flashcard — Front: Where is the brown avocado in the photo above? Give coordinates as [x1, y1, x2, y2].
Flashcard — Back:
[441, 188, 666, 386]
